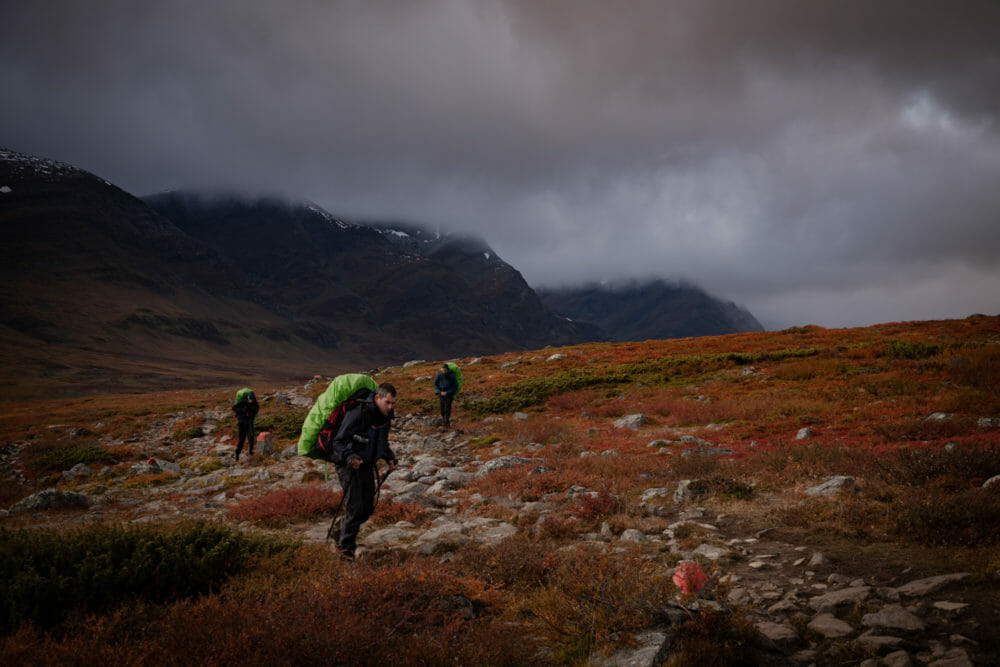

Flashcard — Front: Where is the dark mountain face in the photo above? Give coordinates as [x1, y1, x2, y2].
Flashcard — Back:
[537, 280, 764, 342]
[142, 191, 592, 357]
[0, 148, 597, 397]
[2, 147, 765, 397]
[1, 149, 342, 396]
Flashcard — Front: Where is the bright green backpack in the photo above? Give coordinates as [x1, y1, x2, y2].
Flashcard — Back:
[235, 387, 254, 402]
[445, 362, 463, 394]
[297, 374, 377, 458]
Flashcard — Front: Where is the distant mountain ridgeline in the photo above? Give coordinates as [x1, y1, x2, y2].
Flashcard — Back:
[1, 147, 764, 397]
[537, 280, 764, 342]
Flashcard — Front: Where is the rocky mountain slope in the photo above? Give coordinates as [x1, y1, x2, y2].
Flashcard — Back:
[0, 148, 589, 397]
[3, 147, 765, 400]
[142, 191, 591, 356]
[538, 279, 765, 341]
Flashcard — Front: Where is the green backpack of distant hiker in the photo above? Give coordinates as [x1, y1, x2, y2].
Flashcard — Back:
[297, 374, 377, 459]
[235, 387, 254, 403]
[445, 362, 463, 394]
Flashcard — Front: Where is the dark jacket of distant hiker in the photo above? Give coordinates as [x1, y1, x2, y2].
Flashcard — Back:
[332, 394, 397, 557]
[434, 368, 458, 397]
[232, 393, 259, 461]
[434, 367, 458, 427]
[233, 394, 259, 424]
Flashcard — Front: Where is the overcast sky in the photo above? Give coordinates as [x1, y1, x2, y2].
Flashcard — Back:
[3, 1, 999, 329]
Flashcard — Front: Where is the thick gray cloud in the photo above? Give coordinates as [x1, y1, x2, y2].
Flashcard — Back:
[3, 0, 999, 328]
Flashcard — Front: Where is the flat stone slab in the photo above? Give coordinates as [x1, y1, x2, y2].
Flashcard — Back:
[808, 613, 854, 638]
[862, 604, 926, 632]
[808, 586, 871, 612]
[895, 573, 971, 597]
[756, 621, 799, 645]
[365, 527, 415, 545]
[588, 630, 669, 667]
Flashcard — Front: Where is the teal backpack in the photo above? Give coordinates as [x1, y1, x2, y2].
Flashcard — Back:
[298, 374, 377, 458]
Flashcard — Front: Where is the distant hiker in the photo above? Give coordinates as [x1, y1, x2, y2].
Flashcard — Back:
[324, 383, 399, 560]
[232, 388, 259, 462]
[434, 363, 459, 428]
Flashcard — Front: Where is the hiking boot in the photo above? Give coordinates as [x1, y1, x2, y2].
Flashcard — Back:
[336, 545, 355, 562]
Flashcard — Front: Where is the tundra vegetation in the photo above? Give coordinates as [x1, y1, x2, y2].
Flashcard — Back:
[1, 316, 999, 664]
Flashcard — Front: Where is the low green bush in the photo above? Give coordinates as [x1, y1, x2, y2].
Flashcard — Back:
[894, 487, 1000, 546]
[22, 442, 120, 476]
[0, 522, 289, 634]
[467, 369, 624, 416]
[254, 410, 308, 440]
[884, 339, 942, 360]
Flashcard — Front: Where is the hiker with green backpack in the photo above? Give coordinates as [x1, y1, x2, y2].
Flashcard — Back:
[298, 375, 399, 560]
[232, 388, 259, 462]
[434, 362, 462, 428]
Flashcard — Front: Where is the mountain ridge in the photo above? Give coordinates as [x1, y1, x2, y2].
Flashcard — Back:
[537, 279, 764, 342]
[2, 147, 765, 398]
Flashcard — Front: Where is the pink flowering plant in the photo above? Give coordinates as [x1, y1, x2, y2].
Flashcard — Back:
[672, 560, 708, 597]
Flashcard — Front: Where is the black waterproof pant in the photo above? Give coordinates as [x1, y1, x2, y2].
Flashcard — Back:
[236, 419, 255, 459]
[335, 463, 376, 556]
[439, 394, 454, 426]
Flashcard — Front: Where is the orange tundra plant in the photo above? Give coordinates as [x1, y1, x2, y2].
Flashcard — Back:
[228, 486, 341, 526]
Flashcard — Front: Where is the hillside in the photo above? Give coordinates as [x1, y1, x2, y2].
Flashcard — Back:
[538, 279, 765, 341]
[143, 191, 590, 356]
[0, 149, 591, 398]
[2, 148, 769, 400]
[1, 316, 998, 664]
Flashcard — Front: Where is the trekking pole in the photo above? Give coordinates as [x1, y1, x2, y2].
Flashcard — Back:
[373, 462, 392, 509]
[326, 466, 356, 542]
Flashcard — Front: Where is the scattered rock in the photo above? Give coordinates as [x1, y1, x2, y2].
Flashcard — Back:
[808, 613, 854, 638]
[11, 489, 89, 512]
[862, 604, 926, 632]
[475, 455, 540, 477]
[805, 475, 855, 498]
[895, 573, 972, 597]
[809, 586, 872, 613]
[613, 414, 647, 430]
[255, 432, 274, 454]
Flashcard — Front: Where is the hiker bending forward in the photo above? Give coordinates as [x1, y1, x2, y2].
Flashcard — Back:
[329, 383, 399, 559]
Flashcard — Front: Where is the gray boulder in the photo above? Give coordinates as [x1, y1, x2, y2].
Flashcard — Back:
[613, 414, 647, 430]
[805, 475, 855, 498]
[475, 455, 539, 478]
[11, 489, 89, 512]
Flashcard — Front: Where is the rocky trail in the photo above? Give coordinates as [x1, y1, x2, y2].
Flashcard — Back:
[2, 382, 996, 667]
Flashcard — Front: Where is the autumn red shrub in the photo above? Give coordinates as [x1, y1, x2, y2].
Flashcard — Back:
[0, 551, 538, 666]
[371, 499, 428, 526]
[946, 344, 1000, 391]
[469, 464, 578, 502]
[451, 535, 554, 592]
[872, 442, 1000, 489]
[872, 414, 977, 442]
[526, 547, 675, 662]
[893, 485, 1000, 546]
[227, 486, 341, 526]
[570, 489, 620, 521]
[536, 514, 578, 539]
[547, 388, 603, 414]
